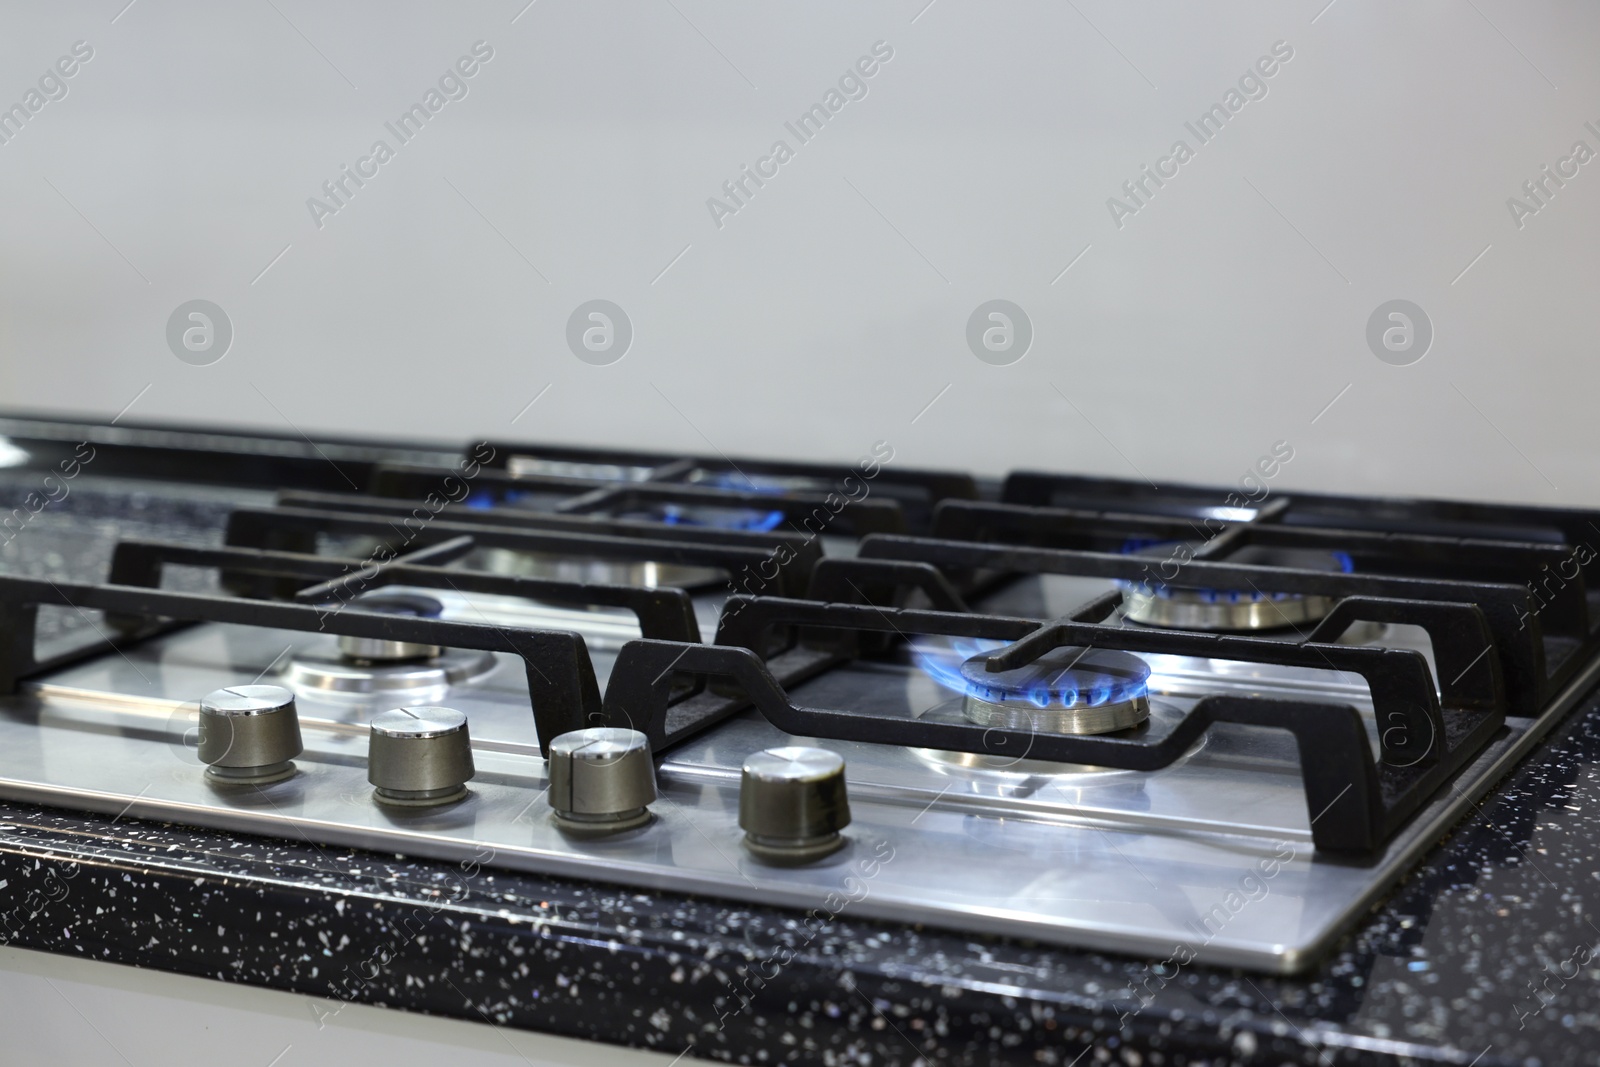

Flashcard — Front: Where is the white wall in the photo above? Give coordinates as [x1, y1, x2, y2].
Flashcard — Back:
[0, 1, 1596, 507]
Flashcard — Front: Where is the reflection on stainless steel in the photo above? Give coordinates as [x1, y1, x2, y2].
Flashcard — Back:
[284, 642, 497, 695]
[477, 547, 725, 591]
[0, 438, 31, 468]
[506, 456, 655, 482]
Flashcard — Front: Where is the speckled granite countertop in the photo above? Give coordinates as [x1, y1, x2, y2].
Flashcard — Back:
[1, 683, 1597, 1067]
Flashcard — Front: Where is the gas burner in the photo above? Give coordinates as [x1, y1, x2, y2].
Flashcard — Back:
[1118, 542, 1354, 631]
[917, 639, 1152, 737]
[284, 591, 497, 695]
[912, 698, 1198, 779]
[337, 592, 446, 662]
[956, 646, 1151, 735]
[620, 503, 787, 533]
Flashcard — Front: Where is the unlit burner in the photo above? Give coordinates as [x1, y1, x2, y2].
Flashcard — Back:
[338, 592, 447, 663]
[1119, 542, 1354, 632]
[958, 647, 1150, 736]
[285, 591, 496, 694]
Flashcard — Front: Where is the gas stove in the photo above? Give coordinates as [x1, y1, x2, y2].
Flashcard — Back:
[1, 414, 1595, 975]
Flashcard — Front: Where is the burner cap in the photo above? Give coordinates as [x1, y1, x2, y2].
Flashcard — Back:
[1118, 542, 1352, 631]
[958, 647, 1150, 735]
[340, 592, 445, 663]
[282, 648, 497, 695]
[350, 592, 444, 617]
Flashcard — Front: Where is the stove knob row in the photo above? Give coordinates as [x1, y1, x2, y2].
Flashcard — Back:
[367, 706, 475, 806]
[739, 746, 851, 861]
[546, 727, 657, 832]
[196, 693, 849, 859]
[199, 685, 304, 784]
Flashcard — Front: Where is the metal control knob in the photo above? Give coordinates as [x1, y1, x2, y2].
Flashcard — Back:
[739, 746, 850, 862]
[199, 685, 304, 784]
[339, 593, 444, 663]
[547, 728, 657, 833]
[367, 706, 474, 806]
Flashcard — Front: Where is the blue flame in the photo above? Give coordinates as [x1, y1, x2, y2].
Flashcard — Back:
[913, 639, 1148, 710]
[698, 471, 793, 494]
[658, 504, 786, 532]
[464, 489, 536, 510]
[461, 486, 788, 532]
[913, 638, 1004, 695]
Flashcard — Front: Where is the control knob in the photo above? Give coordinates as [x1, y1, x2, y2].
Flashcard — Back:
[547, 727, 657, 833]
[198, 684, 304, 784]
[738, 746, 850, 861]
[367, 706, 475, 806]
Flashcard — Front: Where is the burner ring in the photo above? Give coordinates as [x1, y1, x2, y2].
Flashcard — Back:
[284, 646, 497, 695]
[1121, 588, 1338, 631]
[1116, 541, 1353, 632]
[957, 647, 1150, 736]
[340, 592, 447, 663]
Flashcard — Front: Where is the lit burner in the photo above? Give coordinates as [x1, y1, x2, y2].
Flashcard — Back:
[465, 488, 539, 510]
[629, 503, 787, 533]
[1118, 541, 1354, 632]
[916, 641, 1150, 736]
